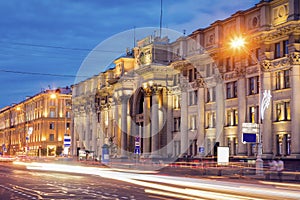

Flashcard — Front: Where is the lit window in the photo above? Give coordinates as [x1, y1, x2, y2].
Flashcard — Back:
[275, 102, 291, 121]
[249, 106, 259, 123]
[226, 109, 238, 126]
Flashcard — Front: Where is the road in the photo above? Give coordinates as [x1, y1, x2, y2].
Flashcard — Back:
[0, 161, 300, 200]
[0, 162, 168, 200]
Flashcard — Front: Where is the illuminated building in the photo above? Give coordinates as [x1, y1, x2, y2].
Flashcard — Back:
[72, 0, 300, 160]
[0, 88, 72, 156]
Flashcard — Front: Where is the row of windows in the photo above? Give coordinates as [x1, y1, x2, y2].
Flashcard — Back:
[49, 122, 71, 130]
[224, 70, 290, 99]
[188, 101, 291, 129]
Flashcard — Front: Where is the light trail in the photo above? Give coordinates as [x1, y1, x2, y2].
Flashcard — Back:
[13, 161, 300, 200]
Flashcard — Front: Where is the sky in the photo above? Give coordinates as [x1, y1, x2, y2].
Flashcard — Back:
[0, 0, 259, 108]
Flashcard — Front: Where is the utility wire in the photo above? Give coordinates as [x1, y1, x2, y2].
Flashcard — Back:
[0, 41, 124, 53]
[0, 69, 88, 78]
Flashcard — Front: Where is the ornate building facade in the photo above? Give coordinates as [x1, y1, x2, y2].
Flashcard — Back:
[72, 0, 300, 160]
[0, 88, 72, 156]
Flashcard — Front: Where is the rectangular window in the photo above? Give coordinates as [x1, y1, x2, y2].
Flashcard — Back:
[206, 88, 211, 103]
[275, 102, 291, 121]
[226, 81, 237, 99]
[284, 70, 290, 88]
[283, 40, 289, 55]
[189, 90, 197, 105]
[226, 57, 231, 72]
[226, 83, 232, 99]
[194, 90, 198, 104]
[189, 115, 197, 130]
[66, 122, 70, 130]
[49, 134, 54, 141]
[275, 71, 282, 90]
[248, 76, 259, 95]
[275, 42, 281, 58]
[276, 70, 290, 89]
[249, 106, 259, 123]
[66, 111, 71, 118]
[226, 109, 238, 126]
[174, 117, 181, 132]
[50, 109, 55, 118]
[189, 91, 193, 105]
[189, 69, 193, 82]
[233, 81, 238, 97]
[49, 122, 55, 130]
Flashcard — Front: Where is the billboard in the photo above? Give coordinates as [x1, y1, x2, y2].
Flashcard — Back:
[217, 146, 229, 165]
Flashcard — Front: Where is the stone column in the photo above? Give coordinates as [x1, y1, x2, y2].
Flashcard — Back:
[166, 90, 173, 157]
[143, 91, 151, 156]
[291, 56, 300, 158]
[197, 87, 205, 157]
[261, 69, 273, 158]
[151, 88, 160, 157]
[180, 90, 188, 155]
[120, 96, 129, 158]
[215, 81, 225, 146]
[237, 77, 247, 155]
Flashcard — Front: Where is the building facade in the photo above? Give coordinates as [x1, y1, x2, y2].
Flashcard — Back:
[72, 0, 300, 160]
[0, 88, 72, 156]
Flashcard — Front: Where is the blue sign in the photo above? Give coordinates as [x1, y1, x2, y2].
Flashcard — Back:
[135, 136, 140, 142]
[64, 136, 71, 147]
[26, 136, 29, 141]
[102, 144, 109, 163]
[134, 147, 140, 154]
[242, 133, 256, 143]
[199, 147, 205, 153]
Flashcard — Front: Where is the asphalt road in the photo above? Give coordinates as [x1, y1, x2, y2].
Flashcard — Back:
[1, 161, 300, 200]
[0, 162, 173, 200]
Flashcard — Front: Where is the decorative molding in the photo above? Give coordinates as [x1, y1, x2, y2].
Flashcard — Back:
[290, 52, 300, 65]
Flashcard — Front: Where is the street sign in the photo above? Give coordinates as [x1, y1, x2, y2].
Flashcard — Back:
[135, 136, 140, 142]
[28, 127, 33, 135]
[242, 123, 259, 133]
[134, 146, 140, 154]
[64, 136, 71, 147]
[242, 133, 256, 143]
[242, 123, 259, 143]
[199, 147, 205, 154]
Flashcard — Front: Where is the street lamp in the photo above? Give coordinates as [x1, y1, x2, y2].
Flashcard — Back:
[230, 36, 270, 175]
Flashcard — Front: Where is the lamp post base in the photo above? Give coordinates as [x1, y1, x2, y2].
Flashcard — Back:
[256, 157, 264, 175]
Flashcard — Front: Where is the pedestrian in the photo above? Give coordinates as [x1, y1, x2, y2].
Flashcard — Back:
[277, 158, 284, 182]
[269, 159, 277, 171]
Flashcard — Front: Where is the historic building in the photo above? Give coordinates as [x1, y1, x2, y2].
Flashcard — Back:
[0, 88, 72, 156]
[72, 0, 300, 160]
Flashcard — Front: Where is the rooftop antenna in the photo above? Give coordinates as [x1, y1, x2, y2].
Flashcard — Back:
[159, 0, 163, 38]
[133, 26, 136, 48]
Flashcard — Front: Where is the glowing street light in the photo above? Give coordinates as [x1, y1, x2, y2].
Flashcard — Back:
[50, 93, 57, 99]
[230, 36, 246, 49]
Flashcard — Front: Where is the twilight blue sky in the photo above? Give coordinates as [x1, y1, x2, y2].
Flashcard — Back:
[0, 0, 258, 108]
